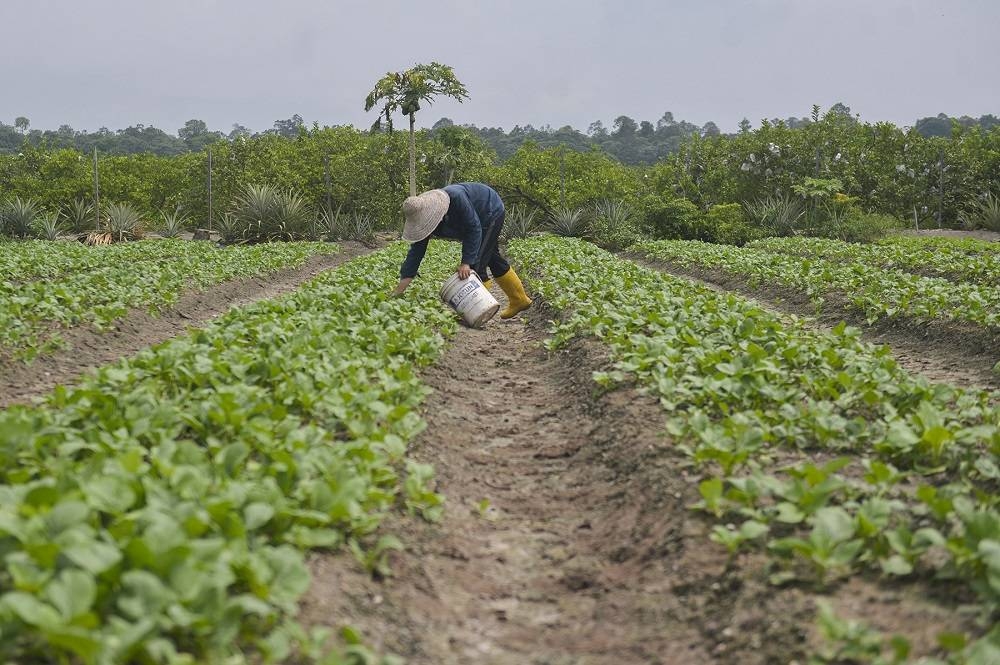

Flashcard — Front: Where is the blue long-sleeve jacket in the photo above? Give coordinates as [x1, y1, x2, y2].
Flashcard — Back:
[399, 182, 504, 279]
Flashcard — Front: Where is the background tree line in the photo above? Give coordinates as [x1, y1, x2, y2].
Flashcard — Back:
[2, 105, 998, 244]
[4, 107, 997, 164]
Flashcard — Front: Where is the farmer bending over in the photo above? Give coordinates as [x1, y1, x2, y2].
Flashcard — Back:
[391, 182, 532, 319]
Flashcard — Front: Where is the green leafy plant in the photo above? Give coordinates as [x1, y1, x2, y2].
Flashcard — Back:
[547, 206, 588, 237]
[1, 196, 45, 239]
[590, 199, 640, 250]
[85, 202, 143, 244]
[0, 241, 458, 662]
[0, 240, 339, 357]
[705, 202, 763, 245]
[507, 236, 1000, 656]
[346, 211, 377, 246]
[632, 238, 1000, 329]
[229, 183, 316, 242]
[63, 197, 94, 233]
[158, 207, 189, 238]
[743, 194, 805, 236]
[317, 204, 346, 241]
[500, 205, 539, 242]
[349, 536, 406, 579]
[32, 211, 65, 240]
[960, 192, 1000, 231]
[641, 196, 706, 240]
[710, 520, 769, 555]
[216, 211, 242, 244]
[809, 601, 910, 664]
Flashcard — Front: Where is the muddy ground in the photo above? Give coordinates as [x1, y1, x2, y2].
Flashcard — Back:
[0, 241, 377, 408]
[300, 301, 975, 664]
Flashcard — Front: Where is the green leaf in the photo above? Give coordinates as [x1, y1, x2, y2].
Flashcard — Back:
[83, 475, 137, 514]
[45, 568, 97, 619]
[739, 520, 769, 539]
[774, 501, 805, 524]
[245, 502, 276, 531]
[812, 506, 856, 544]
[937, 632, 967, 652]
[62, 537, 123, 575]
[46, 500, 91, 533]
[117, 570, 173, 619]
[2, 591, 62, 627]
[699, 477, 723, 502]
[880, 555, 913, 576]
[42, 624, 103, 661]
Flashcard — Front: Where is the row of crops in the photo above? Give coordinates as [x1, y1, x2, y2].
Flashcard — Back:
[508, 237, 1000, 662]
[0, 243, 459, 663]
[2, 233, 997, 661]
[0, 239, 338, 359]
[748, 236, 1000, 286]
[631, 237, 1000, 332]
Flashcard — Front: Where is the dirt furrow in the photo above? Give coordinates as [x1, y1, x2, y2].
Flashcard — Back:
[0, 241, 377, 408]
[302, 315, 707, 663]
[301, 302, 976, 664]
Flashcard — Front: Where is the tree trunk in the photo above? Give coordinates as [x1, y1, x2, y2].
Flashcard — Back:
[408, 112, 417, 197]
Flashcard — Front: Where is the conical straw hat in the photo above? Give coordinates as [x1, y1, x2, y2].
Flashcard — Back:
[402, 189, 449, 242]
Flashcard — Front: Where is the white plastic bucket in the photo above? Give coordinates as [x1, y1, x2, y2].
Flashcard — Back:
[440, 272, 500, 328]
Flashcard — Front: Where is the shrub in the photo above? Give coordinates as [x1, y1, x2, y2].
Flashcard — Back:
[743, 194, 805, 236]
[345, 211, 377, 246]
[500, 205, 539, 242]
[705, 203, 765, 245]
[590, 199, 641, 251]
[641, 196, 705, 240]
[1, 197, 44, 239]
[216, 212, 242, 244]
[547, 206, 589, 237]
[814, 212, 904, 243]
[959, 192, 1000, 232]
[64, 197, 95, 233]
[159, 207, 189, 238]
[316, 205, 346, 241]
[33, 212, 65, 240]
[230, 184, 316, 242]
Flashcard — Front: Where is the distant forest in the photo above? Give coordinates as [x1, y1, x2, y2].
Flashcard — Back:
[1, 107, 997, 166]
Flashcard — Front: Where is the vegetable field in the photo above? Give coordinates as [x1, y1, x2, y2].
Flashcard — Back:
[0, 240, 338, 359]
[0, 234, 998, 664]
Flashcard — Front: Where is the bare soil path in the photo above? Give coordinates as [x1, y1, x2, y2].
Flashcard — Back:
[0, 241, 377, 408]
[303, 314, 721, 663]
[301, 305, 975, 664]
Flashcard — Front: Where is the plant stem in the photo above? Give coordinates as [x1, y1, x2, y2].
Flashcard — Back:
[409, 112, 416, 197]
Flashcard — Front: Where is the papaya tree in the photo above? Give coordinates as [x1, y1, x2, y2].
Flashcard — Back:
[364, 62, 469, 196]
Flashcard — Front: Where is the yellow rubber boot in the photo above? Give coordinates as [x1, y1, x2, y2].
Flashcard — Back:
[496, 268, 532, 319]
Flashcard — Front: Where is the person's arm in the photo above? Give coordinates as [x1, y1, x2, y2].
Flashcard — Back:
[393, 238, 429, 295]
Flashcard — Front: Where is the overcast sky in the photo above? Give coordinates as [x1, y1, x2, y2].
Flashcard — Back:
[2, 0, 998, 136]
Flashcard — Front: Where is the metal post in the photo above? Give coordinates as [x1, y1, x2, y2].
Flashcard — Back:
[207, 147, 213, 232]
[937, 149, 944, 228]
[324, 154, 333, 212]
[92, 147, 100, 230]
[559, 145, 566, 209]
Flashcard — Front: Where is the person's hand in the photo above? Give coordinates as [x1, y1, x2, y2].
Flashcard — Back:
[458, 264, 472, 280]
[390, 278, 412, 298]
